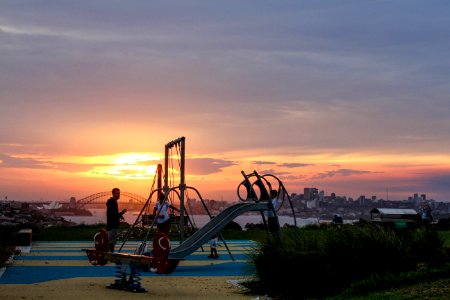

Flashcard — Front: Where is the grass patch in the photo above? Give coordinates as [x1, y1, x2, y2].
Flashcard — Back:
[31, 224, 107, 241]
[1, 223, 266, 242]
[0, 224, 108, 242]
[0, 245, 15, 268]
[440, 230, 450, 248]
[333, 264, 450, 299]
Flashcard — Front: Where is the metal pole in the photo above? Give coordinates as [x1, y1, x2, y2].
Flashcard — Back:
[179, 137, 186, 243]
[164, 145, 169, 193]
[157, 164, 162, 192]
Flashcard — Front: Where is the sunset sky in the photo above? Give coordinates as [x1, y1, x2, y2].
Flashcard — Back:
[1, 1, 450, 203]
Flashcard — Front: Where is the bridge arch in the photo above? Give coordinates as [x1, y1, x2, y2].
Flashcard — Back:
[77, 191, 148, 208]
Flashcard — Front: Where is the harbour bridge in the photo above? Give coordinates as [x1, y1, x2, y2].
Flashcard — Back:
[76, 191, 149, 209]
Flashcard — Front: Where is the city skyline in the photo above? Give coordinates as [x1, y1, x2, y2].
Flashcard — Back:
[1, 1, 450, 202]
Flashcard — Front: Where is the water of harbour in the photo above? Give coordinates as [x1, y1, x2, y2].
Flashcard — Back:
[63, 208, 320, 229]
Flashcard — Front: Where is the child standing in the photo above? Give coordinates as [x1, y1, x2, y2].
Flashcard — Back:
[208, 233, 219, 259]
[153, 193, 171, 235]
[267, 189, 280, 234]
[421, 203, 433, 232]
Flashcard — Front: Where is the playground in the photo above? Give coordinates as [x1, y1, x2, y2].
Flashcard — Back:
[0, 240, 254, 299]
[1, 137, 294, 298]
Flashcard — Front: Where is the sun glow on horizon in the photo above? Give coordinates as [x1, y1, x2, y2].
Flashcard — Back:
[1, 148, 449, 202]
[85, 153, 161, 179]
[88, 164, 158, 179]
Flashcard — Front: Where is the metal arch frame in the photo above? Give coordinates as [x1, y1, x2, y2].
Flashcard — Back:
[237, 171, 297, 227]
[261, 174, 297, 227]
[237, 171, 271, 202]
[76, 191, 148, 208]
[160, 171, 235, 257]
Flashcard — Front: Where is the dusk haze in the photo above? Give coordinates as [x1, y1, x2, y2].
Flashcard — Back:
[1, 1, 450, 203]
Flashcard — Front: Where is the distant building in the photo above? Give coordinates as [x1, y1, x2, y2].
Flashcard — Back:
[318, 190, 325, 202]
[306, 200, 317, 209]
[304, 187, 318, 201]
[359, 195, 365, 206]
[369, 208, 419, 229]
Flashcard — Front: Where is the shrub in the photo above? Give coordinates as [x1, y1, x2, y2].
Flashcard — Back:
[246, 228, 332, 298]
[325, 226, 414, 275]
[246, 225, 444, 299]
[223, 221, 242, 231]
[244, 222, 265, 230]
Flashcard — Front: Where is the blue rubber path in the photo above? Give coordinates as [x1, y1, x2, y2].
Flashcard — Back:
[0, 240, 256, 284]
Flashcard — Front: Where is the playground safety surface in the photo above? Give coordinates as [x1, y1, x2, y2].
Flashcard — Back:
[0, 240, 257, 299]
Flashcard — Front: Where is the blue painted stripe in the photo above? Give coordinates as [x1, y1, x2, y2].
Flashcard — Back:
[0, 240, 258, 285]
[32, 240, 256, 245]
[0, 263, 252, 284]
[15, 253, 250, 261]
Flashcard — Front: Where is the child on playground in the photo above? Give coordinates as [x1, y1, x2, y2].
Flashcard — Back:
[267, 189, 280, 234]
[421, 203, 433, 232]
[208, 233, 219, 259]
[153, 192, 172, 235]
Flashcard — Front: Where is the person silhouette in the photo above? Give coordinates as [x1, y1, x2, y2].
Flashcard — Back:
[106, 188, 127, 252]
[421, 203, 433, 232]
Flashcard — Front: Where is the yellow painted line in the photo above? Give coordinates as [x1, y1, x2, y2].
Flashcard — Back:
[13, 259, 247, 267]
[20, 252, 87, 257]
[181, 252, 248, 256]
[20, 251, 248, 258]
[178, 260, 247, 266]
[31, 244, 253, 249]
[31, 247, 137, 251]
[12, 260, 95, 267]
[31, 243, 95, 249]
[32, 242, 255, 246]
[31, 247, 252, 252]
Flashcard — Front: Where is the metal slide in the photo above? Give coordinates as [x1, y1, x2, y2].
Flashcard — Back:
[168, 202, 269, 259]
